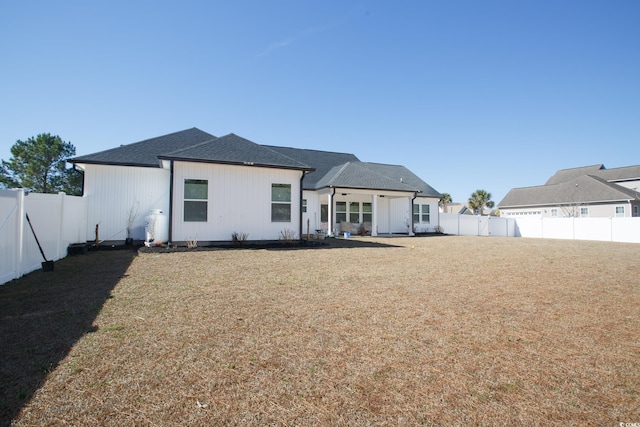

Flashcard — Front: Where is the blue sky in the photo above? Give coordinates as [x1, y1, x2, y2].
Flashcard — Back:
[1, 1, 638, 204]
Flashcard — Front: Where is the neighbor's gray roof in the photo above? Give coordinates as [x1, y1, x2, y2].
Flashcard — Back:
[314, 161, 442, 196]
[263, 145, 360, 189]
[159, 134, 313, 171]
[545, 164, 604, 185]
[597, 165, 640, 183]
[70, 128, 216, 167]
[545, 164, 640, 185]
[499, 175, 639, 208]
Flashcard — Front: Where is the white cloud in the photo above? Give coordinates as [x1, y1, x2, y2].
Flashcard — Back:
[255, 37, 295, 58]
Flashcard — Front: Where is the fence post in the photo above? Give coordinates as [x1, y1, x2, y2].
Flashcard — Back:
[15, 189, 25, 280]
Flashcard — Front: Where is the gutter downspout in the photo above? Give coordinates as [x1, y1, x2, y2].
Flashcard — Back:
[168, 160, 174, 245]
[299, 171, 306, 241]
[328, 187, 336, 237]
[437, 196, 441, 234]
[410, 192, 418, 236]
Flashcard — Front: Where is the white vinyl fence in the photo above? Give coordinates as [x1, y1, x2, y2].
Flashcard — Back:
[439, 213, 640, 243]
[0, 189, 87, 285]
[512, 216, 640, 243]
[439, 213, 517, 237]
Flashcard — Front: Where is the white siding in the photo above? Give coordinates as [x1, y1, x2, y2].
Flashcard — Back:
[613, 179, 640, 191]
[302, 190, 322, 234]
[83, 164, 170, 242]
[413, 197, 440, 233]
[172, 162, 302, 241]
[390, 197, 411, 233]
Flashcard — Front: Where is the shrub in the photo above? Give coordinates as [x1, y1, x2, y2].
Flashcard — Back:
[279, 229, 298, 246]
[186, 236, 198, 249]
[231, 231, 249, 246]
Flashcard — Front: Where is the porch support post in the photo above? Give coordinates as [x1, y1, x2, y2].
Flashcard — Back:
[327, 191, 334, 237]
[371, 194, 378, 237]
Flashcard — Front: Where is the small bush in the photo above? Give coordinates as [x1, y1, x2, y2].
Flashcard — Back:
[279, 229, 298, 245]
[231, 231, 249, 246]
[186, 236, 198, 249]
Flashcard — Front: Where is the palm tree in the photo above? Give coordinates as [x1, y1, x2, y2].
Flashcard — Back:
[438, 193, 452, 212]
[468, 189, 493, 215]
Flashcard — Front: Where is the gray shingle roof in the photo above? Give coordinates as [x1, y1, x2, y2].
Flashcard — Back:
[314, 161, 442, 196]
[597, 165, 640, 183]
[70, 128, 441, 195]
[262, 145, 360, 189]
[70, 128, 216, 167]
[499, 175, 639, 208]
[545, 164, 640, 185]
[545, 164, 604, 185]
[263, 146, 441, 196]
[159, 134, 313, 171]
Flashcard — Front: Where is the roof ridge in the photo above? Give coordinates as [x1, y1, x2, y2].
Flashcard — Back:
[261, 144, 358, 157]
[556, 164, 605, 172]
[162, 137, 218, 156]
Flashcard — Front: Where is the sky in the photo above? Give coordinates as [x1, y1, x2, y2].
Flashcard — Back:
[1, 0, 638, 204]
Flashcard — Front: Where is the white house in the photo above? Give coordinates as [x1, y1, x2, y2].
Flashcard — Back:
[499, 164, 640, 218]
[71, 128, 442, 244]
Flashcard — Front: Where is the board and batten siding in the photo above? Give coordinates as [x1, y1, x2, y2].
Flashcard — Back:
[172, 161, 303, 242]
[302, 190, 321, 233]
[83, 164, 170, 242]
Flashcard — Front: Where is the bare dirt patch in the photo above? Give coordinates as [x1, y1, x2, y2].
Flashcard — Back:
[3, 236, 639, 426]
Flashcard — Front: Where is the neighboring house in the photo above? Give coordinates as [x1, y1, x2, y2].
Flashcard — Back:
[498, 164, 640, 218]
[440, 202, 467, 214]
[440, 203, 497, 216]
[70, 128, 442, 243]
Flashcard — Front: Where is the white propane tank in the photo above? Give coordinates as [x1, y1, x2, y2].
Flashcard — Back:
[145, 209, 169, 244]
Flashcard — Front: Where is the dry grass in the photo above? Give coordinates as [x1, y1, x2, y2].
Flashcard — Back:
[3, 236, 639, 426]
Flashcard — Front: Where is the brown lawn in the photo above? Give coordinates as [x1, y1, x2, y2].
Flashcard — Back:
[2, 236, 639, 426]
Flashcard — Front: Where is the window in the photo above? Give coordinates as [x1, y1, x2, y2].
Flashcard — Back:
[413, 204, 430, 223]
[363, 202, 372, 223]
[336, 202, 347, 223]
[184, 179, 208, 222]
[422, 205, 430, 223]
[551, 208, 558, 217]
[271, 183, 291, 222]
[302, 199, 307, 213]
[615, 206, 624, 217]
[321, 204, 328, 222]
[349, 202, 360, 223]
[580, 207, 589, 218]
[634, 205, 639, 217]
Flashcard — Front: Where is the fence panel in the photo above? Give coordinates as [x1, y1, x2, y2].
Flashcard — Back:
[612, 218, 640, 243]
[439, 213, 459, 235]
[0, 189, 87, 285]
[0, 190, 21, 284]
[488, 215, 515, 237]
[440, 213, 514, 237]
[573, 218, 610, 241]
[513, 216, 640, 244]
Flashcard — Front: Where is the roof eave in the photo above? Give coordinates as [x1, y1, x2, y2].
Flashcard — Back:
[69, 159, 160, 168]
[315, 184, 421, 193]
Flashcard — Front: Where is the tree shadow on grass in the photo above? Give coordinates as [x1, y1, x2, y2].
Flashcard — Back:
[0, 249, 137, 426]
